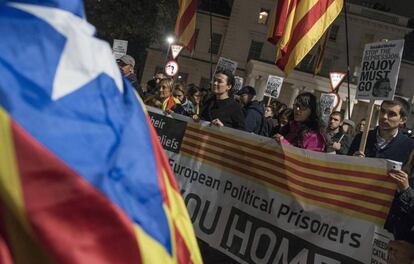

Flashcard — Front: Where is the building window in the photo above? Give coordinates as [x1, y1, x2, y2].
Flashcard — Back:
[257, 9, 269, 25]
[177, 72, 188, 83]
[209, 33, 222, 55]
[200, 77, 211, 90]
[320, 58, 333, 77]
[248, 40, 264, 60]
[329, 24, 339, 41]
[297, 54, 315, 72]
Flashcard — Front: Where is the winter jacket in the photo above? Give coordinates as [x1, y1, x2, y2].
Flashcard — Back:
[242, 101, 265, 134]
[200, 97, 245, 130]
[281, 121, 326, 152]
[348, 127, 414, 164]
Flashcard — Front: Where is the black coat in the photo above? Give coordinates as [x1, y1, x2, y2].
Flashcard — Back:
[200, 97, 245, 130]
[385, 178, 414, 244]
[348, 127, 414, 164]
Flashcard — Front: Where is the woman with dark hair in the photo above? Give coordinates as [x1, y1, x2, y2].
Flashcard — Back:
[197, 69, 245, 130]
[274, 92, 326, 152]
[186, 84, 202, 115]
[271, 108, 294, 136]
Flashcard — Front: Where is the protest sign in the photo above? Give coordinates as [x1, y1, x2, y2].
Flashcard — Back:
[214, 57, 238, 75]
[233, 76, 244, 93]
[112, 39, 128, 59]
[320, 92, 340, 123]
[356, 40, 404, 101]
[148, 107, 396, 264]
[264, 75, 284, 99]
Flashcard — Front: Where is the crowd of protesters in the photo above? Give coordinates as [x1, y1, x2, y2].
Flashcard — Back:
[120, 55, 414, 263]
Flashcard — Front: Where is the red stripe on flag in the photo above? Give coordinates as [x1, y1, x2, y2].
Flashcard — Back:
[174, 225, 193, 264]
[187, 33, 196, 53]
[277, 0, 337, 68]
[176, 0, 196, 37]
[11, 120, 142, 264]
[268, 0, 299, 44]
[147, 116, 195, 263]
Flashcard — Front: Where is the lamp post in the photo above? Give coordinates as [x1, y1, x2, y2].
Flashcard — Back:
[165, 35, 175, 63]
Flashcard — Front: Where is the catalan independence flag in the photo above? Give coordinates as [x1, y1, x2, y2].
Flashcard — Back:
[175, 0, 197, 53]
[267, 0, 343, 76]
[0, 1, 201, 263]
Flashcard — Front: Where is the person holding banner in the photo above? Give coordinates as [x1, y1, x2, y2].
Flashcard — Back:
[348, 97, 414, 164]
[198, 70, 245, 130]
[274, 92, 326, 152]
[385, 150, 414, 263]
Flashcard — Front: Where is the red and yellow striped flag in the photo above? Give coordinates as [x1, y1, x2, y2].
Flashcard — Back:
[175, 0, 197, 53]
[268, 0, 343, 76]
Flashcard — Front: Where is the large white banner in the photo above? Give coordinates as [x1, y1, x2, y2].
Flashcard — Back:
[148, 107, 396, 264]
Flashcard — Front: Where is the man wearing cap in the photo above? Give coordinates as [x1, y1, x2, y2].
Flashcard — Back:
[117, 55, 144, 98]
[342, 119, 355, 135]
[237, 86, 265, 134]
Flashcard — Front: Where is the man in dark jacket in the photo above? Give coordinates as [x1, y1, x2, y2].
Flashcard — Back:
[348, 97, 414, 164]
[117, 55, 145, 98]
[326, 111, 351, 155]
[348, 97, 414, 246]
[237, 86, 264, 134]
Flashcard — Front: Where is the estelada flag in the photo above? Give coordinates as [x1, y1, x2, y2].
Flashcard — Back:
[0, 1, 201, 263]
[175, 0, 197, 53]
[267, 0, 343, 76]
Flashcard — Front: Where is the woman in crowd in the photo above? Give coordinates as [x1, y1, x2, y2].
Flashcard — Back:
[173, 83, 194, 116]
[386, 150, 414, 263]
[271, 108, 294, 136]
[187, 84, 202, 116]
[355, 118, 366, 134]
[274, 92, 326, 152]
[260, 104, 279, 137]
[197, 69, 245, 130]
[145, 78, 185, 115]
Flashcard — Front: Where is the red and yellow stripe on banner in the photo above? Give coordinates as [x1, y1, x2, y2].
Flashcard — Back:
[268, 0, 343, 76]
[181, 124, 395, 226]
[0, 105, 201, 264]
[175, 0, 197, 53]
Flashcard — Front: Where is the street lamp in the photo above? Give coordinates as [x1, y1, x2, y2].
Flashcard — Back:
[165, 35, 175, 63]
[166, 36, 175, 45]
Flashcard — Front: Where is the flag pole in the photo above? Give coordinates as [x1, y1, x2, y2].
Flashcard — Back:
[209, 0, 213, 80]
[344, 0, 351, 119]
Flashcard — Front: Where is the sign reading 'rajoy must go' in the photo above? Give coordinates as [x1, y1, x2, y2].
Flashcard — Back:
[356, 39, 404, 101]
[147, 106, 396, 264]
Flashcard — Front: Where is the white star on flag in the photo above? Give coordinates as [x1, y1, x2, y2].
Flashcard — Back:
[9, 3, 123, 100]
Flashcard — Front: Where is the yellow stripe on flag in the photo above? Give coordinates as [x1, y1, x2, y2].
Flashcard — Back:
[283, 0, 343, 75]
